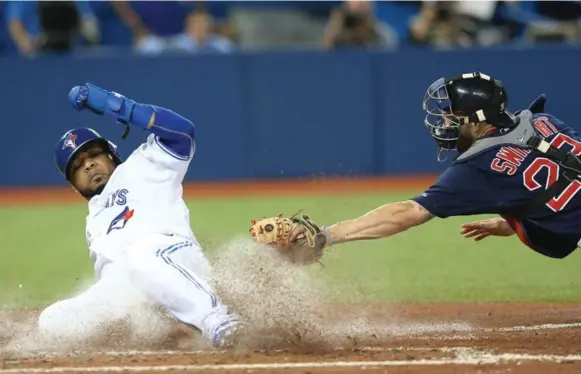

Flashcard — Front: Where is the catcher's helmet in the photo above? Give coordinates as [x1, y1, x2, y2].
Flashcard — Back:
[423, 72, 516, 161]
[54, 127, 122, 180]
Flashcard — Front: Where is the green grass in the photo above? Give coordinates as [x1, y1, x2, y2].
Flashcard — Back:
[1, 191, 580, 307]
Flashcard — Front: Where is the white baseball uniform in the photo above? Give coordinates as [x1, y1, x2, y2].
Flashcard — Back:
[38, 133, 239, 345]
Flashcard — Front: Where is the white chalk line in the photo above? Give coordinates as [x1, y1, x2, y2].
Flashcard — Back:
[376, 321, 581, 337]
[14, 346, 476, 358]
[2, 352, 581, 373]
[491, 322, 581, 332]
[383, 322, 581, 336]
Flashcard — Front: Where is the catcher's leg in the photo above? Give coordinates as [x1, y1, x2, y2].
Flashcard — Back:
[125, 236, 241, 347]
[37, 261, 148, 342]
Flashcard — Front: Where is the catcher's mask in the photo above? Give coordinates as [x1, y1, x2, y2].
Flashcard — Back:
[423, 72, 515, 162]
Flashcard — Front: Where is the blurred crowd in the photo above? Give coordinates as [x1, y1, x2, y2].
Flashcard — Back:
[2, 0, 581, 58]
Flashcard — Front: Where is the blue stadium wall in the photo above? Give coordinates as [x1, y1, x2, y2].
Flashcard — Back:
[1, 45, 579, 187]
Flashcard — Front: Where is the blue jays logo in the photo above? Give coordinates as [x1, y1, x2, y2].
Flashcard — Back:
[106, 206, 135, 234]
[62, 133, 78, 150]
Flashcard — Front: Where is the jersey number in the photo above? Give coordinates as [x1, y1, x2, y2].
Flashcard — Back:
[523, 133, 581, 212]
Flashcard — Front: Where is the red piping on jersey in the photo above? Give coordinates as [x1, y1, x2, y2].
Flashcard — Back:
[501, 214, 533, 249]
[482, 128, 496, 137]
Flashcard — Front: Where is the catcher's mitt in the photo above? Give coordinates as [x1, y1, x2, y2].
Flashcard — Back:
[249, 213, 327, 266]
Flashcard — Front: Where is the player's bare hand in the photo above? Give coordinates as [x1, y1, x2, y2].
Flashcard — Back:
[460, 218, 515, 241]
[287, 224, 307, 246]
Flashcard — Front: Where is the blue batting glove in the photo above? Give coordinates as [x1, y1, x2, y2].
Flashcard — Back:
[68, 85, 90, 111]
[68, 83, 136, 124]
[68, 83, 110, 115]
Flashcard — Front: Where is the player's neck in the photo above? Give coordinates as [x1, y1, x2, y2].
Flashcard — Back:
[475, 124, 495, 139]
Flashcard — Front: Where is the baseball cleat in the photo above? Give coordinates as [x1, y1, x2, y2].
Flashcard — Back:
[212, 322, 246, 348]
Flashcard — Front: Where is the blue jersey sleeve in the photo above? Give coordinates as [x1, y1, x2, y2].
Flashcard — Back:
[412, 164, 504, 218]
[130, 103, 195, 160]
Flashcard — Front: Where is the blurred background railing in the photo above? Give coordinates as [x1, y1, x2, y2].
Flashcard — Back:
[1, 0, 580, 187]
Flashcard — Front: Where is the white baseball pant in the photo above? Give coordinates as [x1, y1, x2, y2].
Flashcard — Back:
[37, 235, 239, 346]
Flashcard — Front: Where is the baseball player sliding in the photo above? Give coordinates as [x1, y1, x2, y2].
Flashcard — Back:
[39, 83, 241, 347]
[251, 72, 581, 266]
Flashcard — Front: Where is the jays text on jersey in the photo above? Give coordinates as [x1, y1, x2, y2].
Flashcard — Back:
[413, 110, 581, 259]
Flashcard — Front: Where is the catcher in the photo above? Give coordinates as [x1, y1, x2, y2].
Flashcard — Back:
[251, 72, 581, 263]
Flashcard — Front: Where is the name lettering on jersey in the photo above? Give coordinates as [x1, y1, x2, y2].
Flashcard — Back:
[532, 117, 558, 138]
[105, 188, 129, 209]
[490, 147, 532, 176]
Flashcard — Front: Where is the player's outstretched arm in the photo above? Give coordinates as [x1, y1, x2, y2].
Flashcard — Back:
[460, 218, 515, 241]
[68, 83, 195, 160]
[318, 200, 433, 246]
[250, 200, 432, 261]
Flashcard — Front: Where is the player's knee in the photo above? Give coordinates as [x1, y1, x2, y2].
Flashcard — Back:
[37, 299, 98, 341]
[37, 300, 73, 338]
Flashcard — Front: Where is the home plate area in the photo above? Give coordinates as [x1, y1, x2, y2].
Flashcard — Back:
[2, 302, 581, 373]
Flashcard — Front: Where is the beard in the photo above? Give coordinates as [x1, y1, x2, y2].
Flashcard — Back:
[455, 133, 474, 155]
[78, 182, 107, 200]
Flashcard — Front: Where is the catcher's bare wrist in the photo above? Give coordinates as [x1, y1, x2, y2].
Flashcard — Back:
[321, 225, 334, 247]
